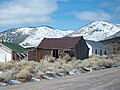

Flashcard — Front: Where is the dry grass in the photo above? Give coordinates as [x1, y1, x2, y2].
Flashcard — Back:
[78, 55, 120, 70]
[0, 71, 13, 81]
[0, 54, 120, 82]
[0, 62, 13, 71]
[63, 54, 72, 61]
[22, 66, 34, 73]
[67, 59, 81, 69]
[15, 69, 31, 81]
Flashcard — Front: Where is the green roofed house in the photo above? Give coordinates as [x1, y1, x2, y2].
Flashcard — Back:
[0, 40, 27, 62]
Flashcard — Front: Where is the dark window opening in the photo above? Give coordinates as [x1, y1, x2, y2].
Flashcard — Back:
[53, 49, 59, 58]
[95, 49, 97, 54]
[100, 49, 102, 55]
[104, 50, 107, 55]
[64, 50, 75, 57]
[113, 48, 115, 50]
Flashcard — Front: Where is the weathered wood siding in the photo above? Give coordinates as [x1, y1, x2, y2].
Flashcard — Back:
[36, 49, 52, 61]
[75, 39, 89, 60]
[28, 51, 36, 61]
[12, 52, 17, 60]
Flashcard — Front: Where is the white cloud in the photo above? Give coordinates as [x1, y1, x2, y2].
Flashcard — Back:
[0, 17, 53, 26]
[0, 0, 57, 26]
[100, 1, 120, 20]
[74, 11, 111, 21]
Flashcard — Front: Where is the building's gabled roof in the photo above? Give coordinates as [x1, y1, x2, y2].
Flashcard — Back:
[37, 37, 82, 49]
[86, 40, 108, 49]
[1, 42, 26, 52]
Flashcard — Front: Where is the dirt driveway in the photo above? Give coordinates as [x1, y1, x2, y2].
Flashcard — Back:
[1, 67, 120, 90]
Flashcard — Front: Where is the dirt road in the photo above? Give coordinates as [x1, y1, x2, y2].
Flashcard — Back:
[1, 67, 120, 90]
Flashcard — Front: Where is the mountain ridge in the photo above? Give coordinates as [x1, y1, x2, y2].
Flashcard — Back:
[0, 26, 73, 48]
[67, 21, 120, 41]
[0, 21, 120, 48]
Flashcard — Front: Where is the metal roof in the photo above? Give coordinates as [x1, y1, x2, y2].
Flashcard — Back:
[37, 37, 82, 49]
[1, 42, 26, 52]
[86, 40, 108, 49]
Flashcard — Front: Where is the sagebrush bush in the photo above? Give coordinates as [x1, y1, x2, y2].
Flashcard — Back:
[56, 58, 67, 65]
[22, 66, 34, 73]
[67, 59, 81, 68]
[47, 56, 56, 63]
[0, 71, 13, 81]
[0, 62, 13, 71]
[63, 54, 72, 61]
[90, 55, 107, 59]
[0, 54, 119, 83]
[29, 61, 40, 67]
[36, 70, 44, 76]
[108, 54, 120, 62]
[78, 55, 120, 70]
[14, 60, 30, 68]
[15, 69, 31, 80]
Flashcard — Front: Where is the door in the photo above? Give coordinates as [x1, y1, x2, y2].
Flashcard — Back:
[53, 49, 59, 58]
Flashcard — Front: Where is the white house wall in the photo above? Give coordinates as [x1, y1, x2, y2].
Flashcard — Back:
[0, 46, 12, 62]
[86, 43, 92, 56]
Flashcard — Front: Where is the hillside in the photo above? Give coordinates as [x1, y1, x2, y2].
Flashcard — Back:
[101, 37, 120, 54]
[106, 31, 120, 40]
[0, 26, 73, 48]
[67, 21, 120, 41]
[0, 21, 120, 48]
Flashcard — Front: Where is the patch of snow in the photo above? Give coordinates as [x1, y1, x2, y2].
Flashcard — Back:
[16, 27, 35, 34]
[0, 83, 7, 87]
[30, 77, 40, 82]
[19, 26, 73, 48]
[68, 69, 80, 75]
[8, 80, 21, 85]
[68, 21, 120, 41]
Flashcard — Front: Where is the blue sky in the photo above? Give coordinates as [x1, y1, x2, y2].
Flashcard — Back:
[0, 0, 120, 32]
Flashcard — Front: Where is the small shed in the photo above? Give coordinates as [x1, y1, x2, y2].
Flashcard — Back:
[36, 37, 89, 61]
[86, 40, 110, 56]
[28, 50, 36, 61]
[0, 42, 27, 62]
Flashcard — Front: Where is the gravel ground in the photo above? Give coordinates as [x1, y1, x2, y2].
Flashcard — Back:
[1, 67, 120, 90]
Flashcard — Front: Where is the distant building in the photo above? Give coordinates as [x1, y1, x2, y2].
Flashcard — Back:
[86, 40, 110, 56]
[35, 37, 89, 61]
[106, 43, 120, 54]
[28, 50, 36, 61]
[101, 37, 120, 55]
[0, 42, 27, 62]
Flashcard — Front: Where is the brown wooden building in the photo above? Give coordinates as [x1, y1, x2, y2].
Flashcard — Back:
[104, 42, 120, 54]
[35, 37, 89, 61]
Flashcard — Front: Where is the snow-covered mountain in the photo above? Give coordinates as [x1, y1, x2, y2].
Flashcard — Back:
[106, 31, 120, 40]
[67, 21, 120, 41]
[116, 24, 120, 27]
[0, 26, 73, 48]
[0, 21, 120, 48]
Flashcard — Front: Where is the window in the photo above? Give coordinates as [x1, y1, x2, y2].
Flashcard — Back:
[95, 49, 97, 54]
[100, 49, 102, 55]
[104, 50, 106, 55]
